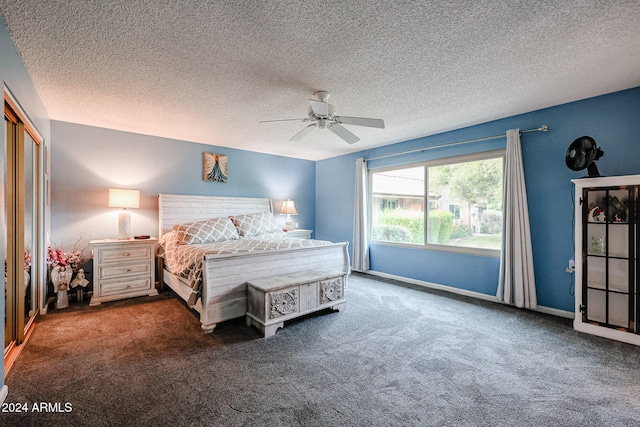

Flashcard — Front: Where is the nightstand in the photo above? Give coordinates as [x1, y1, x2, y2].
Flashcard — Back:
[285, 229, 313, 239]
[89, 238, 158, 306]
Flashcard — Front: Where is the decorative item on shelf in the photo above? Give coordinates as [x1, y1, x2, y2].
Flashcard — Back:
[588, 203, 605, 222]
[591, 236, 605, 255]
[604, 195, 628, 223]
[279, 199, 298, 231]
[70, 268, 89, 302]
[108, 188, 140, 239]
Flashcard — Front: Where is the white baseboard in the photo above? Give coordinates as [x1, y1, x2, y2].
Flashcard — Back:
[354, 269, 574, 320]
[534, 305, 574, 319]
[0, 385, 8, 405]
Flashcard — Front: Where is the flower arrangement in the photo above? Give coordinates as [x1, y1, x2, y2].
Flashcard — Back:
[24, 250, 32, 271]
[47, 235, 90, 271]
[47, 247, 85, 270]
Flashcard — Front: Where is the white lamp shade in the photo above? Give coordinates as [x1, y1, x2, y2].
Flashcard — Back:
[108, 188, 140, 209]
[279, 199, 298, 215]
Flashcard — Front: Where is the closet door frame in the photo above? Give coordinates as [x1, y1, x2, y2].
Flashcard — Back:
[4, 92, 44, 361]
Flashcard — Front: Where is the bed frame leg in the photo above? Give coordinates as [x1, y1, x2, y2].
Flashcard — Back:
[201, 323, 216, 334]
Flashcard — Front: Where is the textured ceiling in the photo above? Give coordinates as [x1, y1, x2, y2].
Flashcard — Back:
[1, 1, 640, 160]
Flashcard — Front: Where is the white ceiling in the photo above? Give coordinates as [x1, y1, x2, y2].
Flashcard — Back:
[2, 1, 640, 160]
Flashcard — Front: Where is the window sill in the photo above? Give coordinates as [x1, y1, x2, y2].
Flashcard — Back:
[370, 240, 501, 258]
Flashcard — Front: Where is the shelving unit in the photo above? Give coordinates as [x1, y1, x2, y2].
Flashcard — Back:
[573, 175, 640, 345]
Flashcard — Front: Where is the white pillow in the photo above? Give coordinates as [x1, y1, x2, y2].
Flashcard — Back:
[173, 217, 239, 244]
[230, 212, 281, 237]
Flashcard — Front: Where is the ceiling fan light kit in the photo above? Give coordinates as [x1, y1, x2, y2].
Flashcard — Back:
[260, 91, 385, 144]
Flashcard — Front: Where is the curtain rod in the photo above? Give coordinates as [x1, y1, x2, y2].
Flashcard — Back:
[365, 125, 549, 162]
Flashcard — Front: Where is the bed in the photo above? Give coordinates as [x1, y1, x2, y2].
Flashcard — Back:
[157, 194, 350, 333]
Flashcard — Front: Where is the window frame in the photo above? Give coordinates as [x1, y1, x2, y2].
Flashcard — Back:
[368, 149, 505, 258]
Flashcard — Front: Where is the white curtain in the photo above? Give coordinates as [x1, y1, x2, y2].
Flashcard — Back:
[497, 129, 537, 308]
[352, 158, 370, 271]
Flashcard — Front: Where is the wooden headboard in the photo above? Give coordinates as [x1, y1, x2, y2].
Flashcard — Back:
[158, 194, 273, 236]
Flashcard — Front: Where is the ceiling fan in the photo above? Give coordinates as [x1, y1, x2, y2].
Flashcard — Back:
[259, 91, 385, 144]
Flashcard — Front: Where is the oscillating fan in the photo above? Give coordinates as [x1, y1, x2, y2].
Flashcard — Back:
[565, 136, 604, 177]
[259, 91, 385, 144]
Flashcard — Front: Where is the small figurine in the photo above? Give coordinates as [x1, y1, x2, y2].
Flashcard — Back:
[588, 204, 605, 222]
[51, 266, 73, 309]
[70, 268, 90, 302]
[604, 195, 627, 222]
[70, 268, 89, 288]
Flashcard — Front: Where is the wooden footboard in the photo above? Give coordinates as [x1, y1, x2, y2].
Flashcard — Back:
[198, 242, 350, 333]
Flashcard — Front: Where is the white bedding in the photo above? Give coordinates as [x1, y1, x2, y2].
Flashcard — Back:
[159, 230, 333, 305]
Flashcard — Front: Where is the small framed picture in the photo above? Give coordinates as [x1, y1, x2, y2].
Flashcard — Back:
[203, 152, 228, 183]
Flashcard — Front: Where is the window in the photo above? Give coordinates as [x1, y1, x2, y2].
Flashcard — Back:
[370, 150, 504, 253]
[448, 204, 461, 220]
[380, 199, 399, 211]
[371, 166, 425, 244]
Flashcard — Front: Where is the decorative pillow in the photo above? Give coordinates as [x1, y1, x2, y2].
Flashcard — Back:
[173, 217, 239, 245]
[230, 211, 281, 237]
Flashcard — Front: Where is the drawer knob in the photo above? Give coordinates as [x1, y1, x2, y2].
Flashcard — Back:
[124, 252, 131, 256]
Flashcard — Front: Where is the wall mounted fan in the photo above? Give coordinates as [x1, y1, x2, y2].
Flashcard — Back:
[259, 91, 385, 144]
[565, 136, 604, 177]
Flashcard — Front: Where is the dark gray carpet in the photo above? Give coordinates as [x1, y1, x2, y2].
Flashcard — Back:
[4, 272, 640, 426]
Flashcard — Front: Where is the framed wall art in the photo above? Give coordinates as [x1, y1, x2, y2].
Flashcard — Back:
[203, 152, 228, 183]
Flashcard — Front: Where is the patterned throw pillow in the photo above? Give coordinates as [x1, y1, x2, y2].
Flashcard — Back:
[173, 217, 239, 245]
[230, 211, 281, 237]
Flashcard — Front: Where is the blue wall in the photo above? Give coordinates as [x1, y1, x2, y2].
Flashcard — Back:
[50, 121, 316, 247]
[316, 86, 640, 313]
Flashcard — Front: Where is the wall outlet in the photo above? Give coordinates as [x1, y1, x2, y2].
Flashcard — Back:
[566, 259, 575, 273]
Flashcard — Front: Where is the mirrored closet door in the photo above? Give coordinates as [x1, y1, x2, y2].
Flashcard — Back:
[4, 97, 42, 366]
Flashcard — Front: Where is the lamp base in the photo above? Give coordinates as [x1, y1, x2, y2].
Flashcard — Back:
[118, 211, 132, 239]
[284, 216, 294, 231]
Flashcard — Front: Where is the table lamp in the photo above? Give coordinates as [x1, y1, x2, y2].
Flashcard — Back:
[279, 199, 298, 231]
[108, 188, 140, 239]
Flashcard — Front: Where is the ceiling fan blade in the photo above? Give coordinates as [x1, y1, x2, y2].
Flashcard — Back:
[309, 99, 329, 116]
[329, 124, 360, 144]
[259, 118, 308, 124]
[336, 116, 385, 128]
[289, 124, 316, 141]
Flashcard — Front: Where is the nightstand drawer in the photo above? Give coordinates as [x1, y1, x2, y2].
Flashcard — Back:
[98, 245, 152, 263]
[99, 276, 153, 297]
[98, 261, 151, 280]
